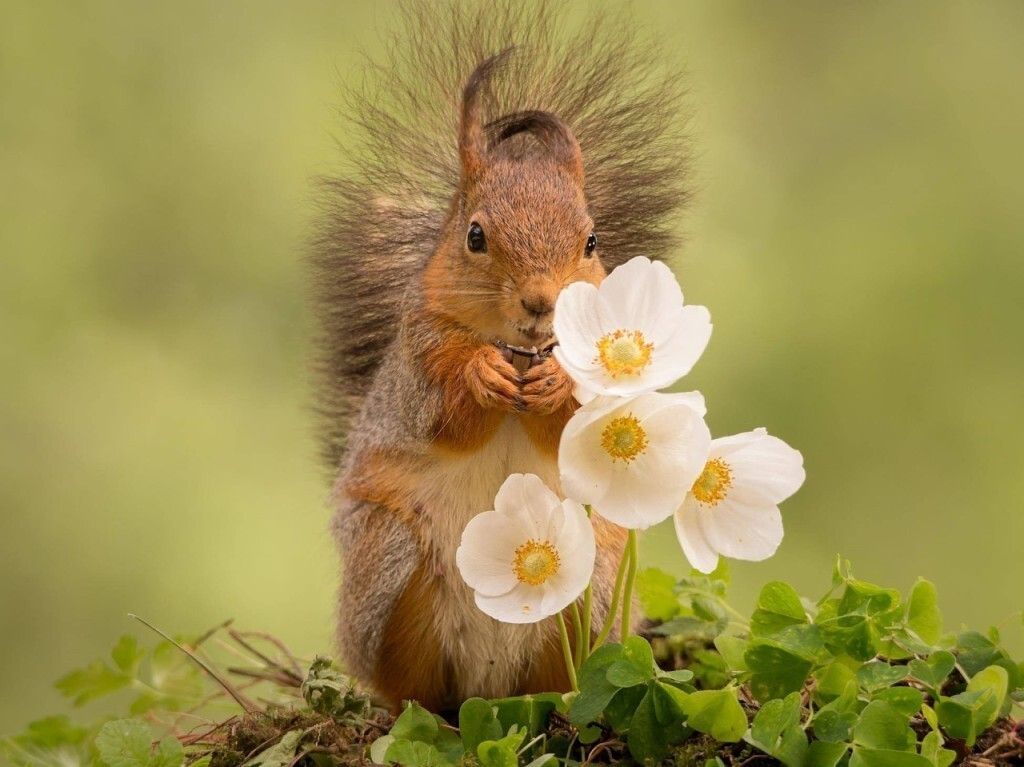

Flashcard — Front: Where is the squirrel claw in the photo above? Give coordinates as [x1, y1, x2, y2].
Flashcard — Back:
[520, 355, 574, 415]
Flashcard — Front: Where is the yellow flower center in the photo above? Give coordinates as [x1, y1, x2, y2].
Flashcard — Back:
[595, 329, 654, 378]
[512, 540, 561, 586]
[691, 457, 733, 506]
[600, 414, 649, 463]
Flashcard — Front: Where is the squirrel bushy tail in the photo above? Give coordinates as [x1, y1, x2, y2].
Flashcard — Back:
[310, 0, 691, 470]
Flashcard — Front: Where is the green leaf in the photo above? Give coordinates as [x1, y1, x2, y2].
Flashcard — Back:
[839, 577, 902, 618]
[55, 662, 132, 707]
[848, 748, 932, 767]
[920, 731, 955, 767]
[818, 614, 880, 662]
[692, 595, 728, 625]
[300, 657, 370, 720]
[569, 644, 623, 725]
[873, 688, 923, 718]
[151, 738, 184, 767]
[806, 741, 848, 767]
[965, 664, 1008, 732]
[476, 731, 524, 767]
[744, 694, 808, 767]
[391, 702, 438, 743]
[955, 631, 1020, 688]
[370, 736, 395, 765]
[649, 682, 691, 748]
[606, 636, 657, 687]
[814, 660, 858, 702]
[458, 699, 502, 755]
[94, 720, 153, 767]
[489, 693, 562, 737]
[385, 740, 450, 767]
[935, 664, 1009, 747]
[852, 701, 916, 752]
[625, 688, 667, 764]
[936, 692, 983, 745]
[745, 625, 823, 702]
[907, 651, 955, 692]
[751, 582, 807, 636]
[689, 649, 730, 690]
[818, 679, 860, 716]
[857, 661, 907, 692]
[637, 568, 680, 622]
[714, 635, 748, 672]
[656, 668, 694, 685]
[243, 731, 304, 767]
[906, 580, 942, 646]
[603, 684, 646, 733]
[750, 693, 803, 748]
[813, 710, 858, 743]
[110, 636, 145, 676]
[681, 688, 747, 743]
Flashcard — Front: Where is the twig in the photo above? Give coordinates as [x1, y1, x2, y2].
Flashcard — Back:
[228, 666, 306, 689]
[192, 618, 234, 649]
[128, 613, 259, 714]
[227, 630, 304, 687]
[580, 739, 622, 767]
[234, 630, 305, 678]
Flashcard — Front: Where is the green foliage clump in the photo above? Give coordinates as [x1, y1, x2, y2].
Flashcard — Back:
[4, 561, 1023, 767]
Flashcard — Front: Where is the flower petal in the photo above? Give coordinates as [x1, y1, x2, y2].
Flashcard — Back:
[642, 304, 713, 383]
[599, 257, 683, 331]
[558, 396, 626, 506]
[699, 498, 784, 562]
[712, 429, 805, 505]
[475, 582, 548, 624]
[674, 498, 719, 573]
[455, 511, 522, 597]
[493, 473, 562, 539]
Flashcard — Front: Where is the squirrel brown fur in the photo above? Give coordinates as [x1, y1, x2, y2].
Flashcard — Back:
[310, 0, 691, 711]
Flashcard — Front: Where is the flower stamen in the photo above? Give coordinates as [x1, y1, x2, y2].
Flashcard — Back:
[595, 329, 654, 378]
[600, 414, 649, 463]
[692, 457, 733, 506]
[512, 539, 561, 585]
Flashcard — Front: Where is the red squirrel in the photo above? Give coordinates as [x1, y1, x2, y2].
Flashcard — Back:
[310, 1, 690, 711]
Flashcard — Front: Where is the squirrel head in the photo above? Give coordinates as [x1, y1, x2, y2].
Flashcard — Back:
[424, 53, 606, 348]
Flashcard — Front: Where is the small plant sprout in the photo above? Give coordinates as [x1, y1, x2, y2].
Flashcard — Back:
[455, 473, 595, 625]
[552, 256, 712, 402]
[674, 428, 805, 573]
[558, 391, 711, 529]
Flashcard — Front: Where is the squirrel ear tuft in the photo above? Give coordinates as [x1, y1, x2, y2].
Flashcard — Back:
[487, 111, 585, 185]
[459, 49, 514, 188]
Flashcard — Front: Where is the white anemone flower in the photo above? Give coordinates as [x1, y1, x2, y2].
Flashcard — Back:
[559, 391, 711, 530]
[553, 256, 712, 401]
[674, 428, 805, 573]
[456, 473, 596, 624]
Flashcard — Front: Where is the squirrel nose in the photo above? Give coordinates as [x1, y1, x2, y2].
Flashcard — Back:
[521, 295, 554, 318]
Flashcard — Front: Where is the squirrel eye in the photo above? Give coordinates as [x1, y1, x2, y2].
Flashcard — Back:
[467, 222, 487, 253]
[584, 232, 597, 257]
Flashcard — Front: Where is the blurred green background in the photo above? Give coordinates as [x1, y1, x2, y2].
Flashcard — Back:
[3, 0, 1023, 734]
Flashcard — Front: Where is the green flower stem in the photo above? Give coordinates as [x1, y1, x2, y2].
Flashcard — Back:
[592, 535, 632, 650]
[571, 601, 583, 668]
[580, 504, 593, 662]
[621, 529, 639, 639]
[556, 612, 579, 691]
[581, 584, 593, 661]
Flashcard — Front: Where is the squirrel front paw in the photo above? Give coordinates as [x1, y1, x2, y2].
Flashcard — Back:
[464, 345, 522, 412]
[520, 355, 574, 415]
